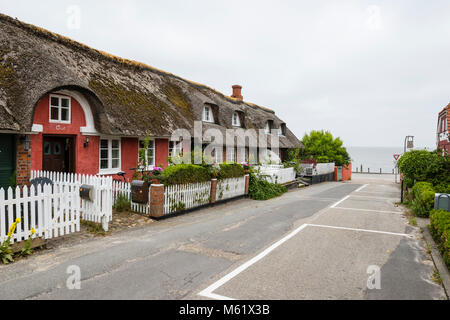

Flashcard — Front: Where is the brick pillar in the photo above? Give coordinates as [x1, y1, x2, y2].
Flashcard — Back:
[150, 184, 165, 218]
[16, 135, 31, 187]
[210, 179, 218, 204]
[245, 174, 250, 195]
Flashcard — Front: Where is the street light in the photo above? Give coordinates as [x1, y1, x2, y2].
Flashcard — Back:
[401, 135, 414, 203]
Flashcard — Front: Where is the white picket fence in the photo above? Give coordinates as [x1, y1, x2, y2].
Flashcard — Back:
[0, 183, 80, 244]
[31, 171, 113, 223]
[112, 181, 150, 214]
[164, 181, 212, 215]
[216, 177, 247, 201]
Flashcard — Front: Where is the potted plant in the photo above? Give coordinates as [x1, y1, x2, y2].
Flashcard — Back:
[151, 166, 164, 184]
[243, 163, 252, 174]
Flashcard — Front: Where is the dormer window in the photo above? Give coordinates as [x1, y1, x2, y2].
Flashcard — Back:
[203, 105, 214, 123]
[278, 124, 287, 136]
[49, 94, 71, 124]
[232, 112, 241, 127]
[264, 121, 273, 134]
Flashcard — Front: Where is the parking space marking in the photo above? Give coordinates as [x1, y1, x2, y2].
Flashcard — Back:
[355, 184, 369, 192]
[331, 206, 402, 214]
[198, 224, 310, 300]
[349, 195, 399, 200]
[198, 184, 406, 300]
[307, 224, 413, 238]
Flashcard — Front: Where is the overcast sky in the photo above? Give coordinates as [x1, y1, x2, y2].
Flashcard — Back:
[1, 0, 449, 148]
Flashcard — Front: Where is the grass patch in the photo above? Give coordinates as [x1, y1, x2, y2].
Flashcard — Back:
[432, 268, 443, 285]
[81, 220, 106, 236]
[409, 216, 417, 227]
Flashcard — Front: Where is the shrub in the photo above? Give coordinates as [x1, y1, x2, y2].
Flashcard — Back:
[163, 164, 211, 185]
[218, 163, 245, 180]
[114, 194, 131, 212]
[249, 172, 287, 200]
[429, 209, 450, 269]
[410, 182, 436, 218]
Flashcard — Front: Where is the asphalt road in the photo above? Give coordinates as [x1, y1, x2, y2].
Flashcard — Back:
[0, 174, 445, 300]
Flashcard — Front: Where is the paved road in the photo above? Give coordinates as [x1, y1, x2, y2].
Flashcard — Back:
[0, 174, 445, 300]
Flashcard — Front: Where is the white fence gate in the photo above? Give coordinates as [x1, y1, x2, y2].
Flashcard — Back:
[256, 166, 296, 185]
[0, 183, 80, 244]
[30, 171, 113, 223]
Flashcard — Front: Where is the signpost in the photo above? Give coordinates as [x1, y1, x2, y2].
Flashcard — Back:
[393, 154, 401, 184]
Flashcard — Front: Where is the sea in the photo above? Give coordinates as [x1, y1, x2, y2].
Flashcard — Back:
[347, 147, 405, 174]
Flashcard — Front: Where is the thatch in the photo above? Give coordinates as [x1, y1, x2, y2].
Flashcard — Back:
[0, 14, 302, 148]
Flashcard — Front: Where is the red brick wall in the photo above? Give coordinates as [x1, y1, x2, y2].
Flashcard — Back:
[16, 135, 31, 186]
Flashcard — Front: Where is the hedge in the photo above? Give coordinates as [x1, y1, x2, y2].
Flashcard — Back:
[248, 172, 287, 200]
[429, 209, 450, 269]
[410, 182, 436, 218]
[218, 163, 245, 180]
[162, 164, 211, 185]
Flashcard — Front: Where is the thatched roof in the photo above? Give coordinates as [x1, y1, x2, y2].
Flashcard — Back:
[0, 14, 302, 148]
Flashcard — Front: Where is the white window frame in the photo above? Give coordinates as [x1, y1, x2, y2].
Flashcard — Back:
[99, 138, 121, 175]
[139, 139, 155, 170]
[232, 112, 241, 127]
[203, 106, 214, 123]
[211, 147, 222, 164]
[169, 141, 183, 158]
[227, 147, 237, 163]
[49, 94, 71, 124]
[265, 121, 271, 135]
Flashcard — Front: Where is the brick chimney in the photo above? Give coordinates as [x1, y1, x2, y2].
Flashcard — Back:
[231, 85, 243, 101]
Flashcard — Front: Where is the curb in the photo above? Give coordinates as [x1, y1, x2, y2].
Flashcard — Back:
[417, 217, 450, 299]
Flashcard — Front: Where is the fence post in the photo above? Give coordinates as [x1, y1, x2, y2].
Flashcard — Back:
[244, 175, 250, 195]
[150, 184, 165, 218]
[210, 179, 217, 204]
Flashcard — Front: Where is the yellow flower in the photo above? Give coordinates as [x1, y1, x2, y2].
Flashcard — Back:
[30, 228, 36, 235]
[15, 218, 21, 223]
[7, 223, 17, 238]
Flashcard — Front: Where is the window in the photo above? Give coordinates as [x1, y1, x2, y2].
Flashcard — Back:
[203, 106, 214, 123]
[264, 121, 271, 134]
[232, 112, 241, 127]
[100, 138, 121, 173]
[278, 124, 287, 136]
[139, 140, 155, 170]
[227, 147, 237, 163]
[49, 95, 71, 123]
[211, 147, 222, 164]
[169, 141, 183, 158]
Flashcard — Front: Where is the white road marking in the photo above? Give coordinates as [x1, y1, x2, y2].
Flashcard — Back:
[355, 184, 369, 192]
[330, 195, 350, 208]
[198, 224, 309, 300]
[331, 207, 402, 214]
[307, 224, 413, 238]
[349, 195, 399, 200]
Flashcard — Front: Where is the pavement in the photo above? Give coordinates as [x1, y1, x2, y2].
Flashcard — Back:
[0, 174, 445, 300]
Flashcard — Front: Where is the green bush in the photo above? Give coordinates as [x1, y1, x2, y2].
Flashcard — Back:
[163, 164, 212, 185]
[249, 172, 287, 200]
[429, 209, 450, 269]
[218, 163, 245, 180]
[410, 182, 436, 218]
[114, 194, 131, 212]
[398, 150, 450, 189]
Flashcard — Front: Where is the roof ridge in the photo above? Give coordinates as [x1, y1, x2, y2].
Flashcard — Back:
[0, 13, 275, 114]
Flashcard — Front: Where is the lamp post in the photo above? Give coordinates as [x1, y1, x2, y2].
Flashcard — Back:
[401, 136, 414, 203]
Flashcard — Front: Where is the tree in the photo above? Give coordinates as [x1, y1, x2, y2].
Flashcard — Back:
[300, 130, 350, 166]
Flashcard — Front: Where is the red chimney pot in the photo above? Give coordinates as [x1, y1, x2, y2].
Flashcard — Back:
[232, 85, 243, 101]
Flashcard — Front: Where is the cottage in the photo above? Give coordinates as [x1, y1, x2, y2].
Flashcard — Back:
[0, 14, 302, 189]
[437, 104, 449, 154]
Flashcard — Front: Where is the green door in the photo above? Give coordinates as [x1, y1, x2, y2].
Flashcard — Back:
[337, 166, 343, 181]
[0, 134, 16, 190]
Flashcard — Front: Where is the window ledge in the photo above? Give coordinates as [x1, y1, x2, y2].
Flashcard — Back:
[98, 169, 122, 176]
